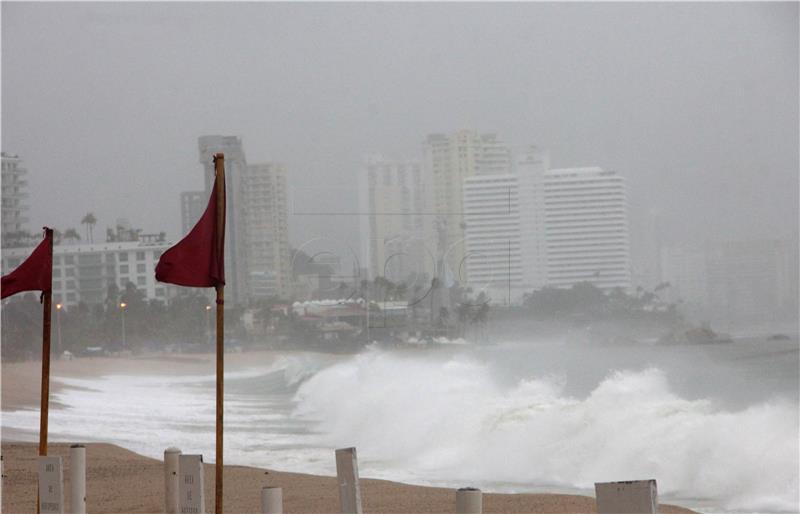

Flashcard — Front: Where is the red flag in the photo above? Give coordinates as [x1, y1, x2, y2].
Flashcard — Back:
[155, 176, 225, 287]
[1, 228, 53, 299]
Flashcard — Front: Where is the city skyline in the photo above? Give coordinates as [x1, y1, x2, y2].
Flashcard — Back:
[2, 3, 796, 259]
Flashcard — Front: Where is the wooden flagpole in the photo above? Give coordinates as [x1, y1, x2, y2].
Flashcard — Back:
[213, 154, 226, 514]
[39, 228, 54, 458]
[37, 228, 54, 514]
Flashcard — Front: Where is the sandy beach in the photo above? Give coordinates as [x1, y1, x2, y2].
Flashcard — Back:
[1, 354, 699, 513]
[1, 442, 697, 514]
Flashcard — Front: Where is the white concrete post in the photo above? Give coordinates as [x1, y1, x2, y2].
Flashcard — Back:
[38, 456, 65, 514]
[69, 445, 86, 514]
[178, 454, 205, 514]
[165, 447, 182, 514]
[456, 487, 482, 514]
[335, 447, 362, 514]
[595, 479, 659, 514]
[260, 486, 283, 514]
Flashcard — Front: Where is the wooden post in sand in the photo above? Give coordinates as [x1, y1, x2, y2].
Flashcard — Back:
[69, 445, 86, 514]
[455, 487, 482, 514]
[595, 479, 659, 514]
[38, 456, 64, 514]
[165, 447, 182, 514]
[260, 486, 283, 514]
[179, 454, 205, 514]
[335, 447, 362, 514]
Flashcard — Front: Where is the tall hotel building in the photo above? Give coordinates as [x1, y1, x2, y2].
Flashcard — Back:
[463, 147, 548, 303]
[197, 136, 291, 302]
[422, 131, 511, 282]
[542, 167, 631, 291]
[180, 191, 207, 235]
[463, 173, 522, 303]
[242, 163, 292, 299]
[463, 149, 631, 302]
[359, 155, 432, 283]
[199, 135, 249, 303]
[1, 152, 29, 242]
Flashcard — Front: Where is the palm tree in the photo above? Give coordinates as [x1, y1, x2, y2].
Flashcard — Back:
[81, 213, 97, 243]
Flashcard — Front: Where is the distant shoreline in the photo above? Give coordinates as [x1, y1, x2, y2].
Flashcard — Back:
[0, 350, 335, 411]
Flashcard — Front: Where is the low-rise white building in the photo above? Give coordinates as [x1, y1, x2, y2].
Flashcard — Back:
[1, 239, 179, 308]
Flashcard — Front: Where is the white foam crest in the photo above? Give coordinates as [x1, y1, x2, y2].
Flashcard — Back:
[1, 352, 337, 467]
[293, 349, 799, 512]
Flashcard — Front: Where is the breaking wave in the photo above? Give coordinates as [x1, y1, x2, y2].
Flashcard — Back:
[293, 349, 799, 512]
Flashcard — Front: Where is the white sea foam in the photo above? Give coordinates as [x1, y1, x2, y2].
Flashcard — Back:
[2, 347, 797, 512]
[292, 349, 799, 512]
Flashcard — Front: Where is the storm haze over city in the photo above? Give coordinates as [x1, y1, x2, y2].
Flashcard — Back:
[2, 4, 799, 513]
[2, 2, 797, 252]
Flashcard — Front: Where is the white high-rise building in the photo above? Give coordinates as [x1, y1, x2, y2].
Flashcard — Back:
[463, 147, 549, 303]
[359, 155, 432, 284]
[517, 148, 550, 290]
[243, 163, 292, 299]
[423, 131, 511, 283]
[180, 191, 206, 235]
[477, 134, 512, 176]
[705, 239, 798, 323]
[463, 173, 521, 304]
[198, 136, 292, 302]
[199, 135, 248, 304]
[543, 167, 632, 291]
[1, 152, 29, 243]
[463, 157, 632, 302]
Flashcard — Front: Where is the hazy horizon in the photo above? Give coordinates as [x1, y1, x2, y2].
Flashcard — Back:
[2, 2, 798, 258]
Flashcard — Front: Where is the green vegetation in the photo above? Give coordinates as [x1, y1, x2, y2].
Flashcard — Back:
[522, 281, 680, 324]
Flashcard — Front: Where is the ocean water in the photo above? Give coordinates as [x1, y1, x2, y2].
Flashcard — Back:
[2, 337, 798, 513]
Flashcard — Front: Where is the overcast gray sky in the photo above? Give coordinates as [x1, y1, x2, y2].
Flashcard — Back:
[2, 2, 797, 260]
